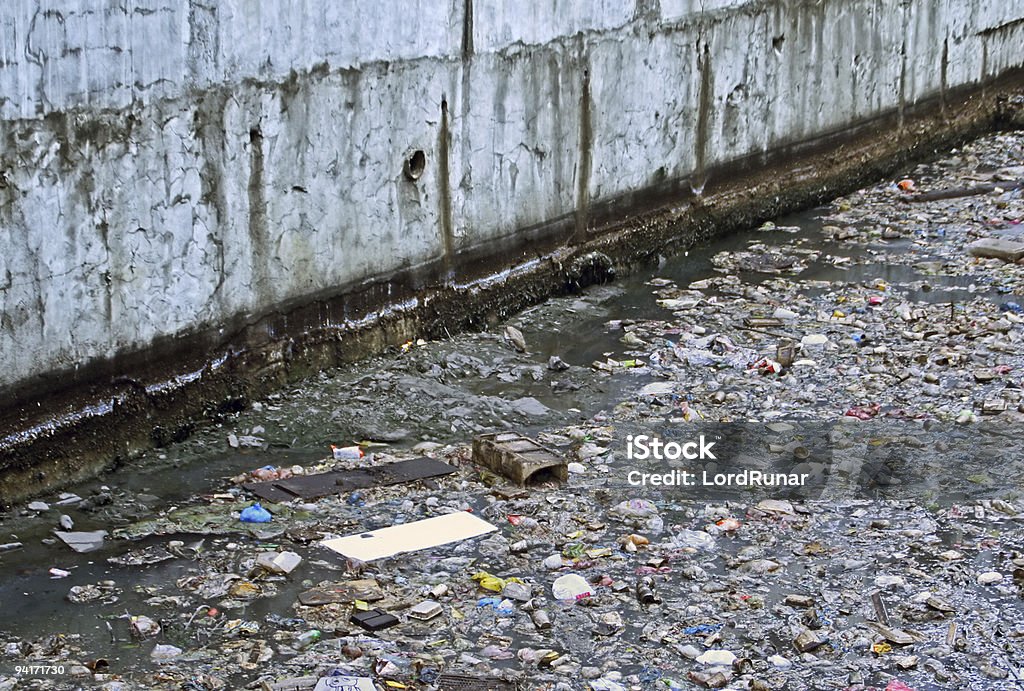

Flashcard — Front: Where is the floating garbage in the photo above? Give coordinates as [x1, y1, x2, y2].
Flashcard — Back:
[331, 444, 364, 460]
[320, 511, 496, 562]
[240, 503, 273, 523]
[4, 129, 1024, 691]
[53, 530, 107, 553]
[552, 573, 593, 601]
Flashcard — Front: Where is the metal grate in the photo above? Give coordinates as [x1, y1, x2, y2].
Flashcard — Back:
[435, 674, 517, 691]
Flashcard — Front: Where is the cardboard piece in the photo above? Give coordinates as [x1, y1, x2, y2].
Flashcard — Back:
[320, 511, 497, 562]
[313, 677, 376, 691]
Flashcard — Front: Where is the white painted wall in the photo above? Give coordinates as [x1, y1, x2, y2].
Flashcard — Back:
[0, 0, 1021, 392]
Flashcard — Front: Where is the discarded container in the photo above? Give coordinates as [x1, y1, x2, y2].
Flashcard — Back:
[531, 609, 552, 630]
[408, 600, 443, 621]
[673, 529, 716, 551]
[130, 615, 161, 638]
[150, 644, 182, 661]
[350, 609, 399, 632]
[793, 628, 826, 652]
[636, 576, 661, 604]
[256, 550, 302, 574]
[294, 629, 321, 650]
[696, 650, 737, 666]
[542, 554, 563, 569]
[331, 445, 364, 460]
[776, 341, 796, 367]
[240, 503, 273, 523]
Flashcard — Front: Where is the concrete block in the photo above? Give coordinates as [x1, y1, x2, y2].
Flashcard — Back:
[967, 238, 1024, 262]
[472, 433, 568, 486]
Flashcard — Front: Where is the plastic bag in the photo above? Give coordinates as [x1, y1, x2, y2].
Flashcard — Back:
[240, 503, 273, 523]
[552, 573, 593, 600]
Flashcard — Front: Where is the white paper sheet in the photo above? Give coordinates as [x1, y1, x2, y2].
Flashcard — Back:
[320, 511, 497, 562]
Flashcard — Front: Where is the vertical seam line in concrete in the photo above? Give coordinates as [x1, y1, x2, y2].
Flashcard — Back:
[459, 0, 473, 237]
[574, 59, 592, 245]
[898, 3, 908, 130]
[461, 0, 473, 60]
[438, 98, 454, 281]
[247, 124, 269, 308]
[940, 35, 949, 118]
[694, 42, 713, 197]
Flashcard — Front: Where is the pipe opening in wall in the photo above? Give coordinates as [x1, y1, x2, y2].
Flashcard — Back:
[404, 150, 426, 181]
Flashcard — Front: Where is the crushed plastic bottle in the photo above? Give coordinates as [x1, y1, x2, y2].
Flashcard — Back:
[672, 528, 716, 550]
[295, 629, 321, 650]
[331, 444, 364, 460]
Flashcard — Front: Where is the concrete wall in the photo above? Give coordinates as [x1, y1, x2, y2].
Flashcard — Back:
[1, 0, 1022, 397]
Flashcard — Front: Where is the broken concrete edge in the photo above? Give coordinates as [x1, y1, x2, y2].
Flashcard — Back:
[0, 71, 1022, 505]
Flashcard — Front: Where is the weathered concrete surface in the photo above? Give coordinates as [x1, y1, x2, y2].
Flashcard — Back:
[0, 1, 1023, 501]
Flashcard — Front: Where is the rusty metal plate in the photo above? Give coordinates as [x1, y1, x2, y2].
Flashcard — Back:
[244, 457, 455, 501]
[435, 674, 517, 691]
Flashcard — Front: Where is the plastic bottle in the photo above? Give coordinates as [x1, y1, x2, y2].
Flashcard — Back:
[331, 445, 364, 460]
[295, 630, 321, 650]
[530, 610, 551, 630]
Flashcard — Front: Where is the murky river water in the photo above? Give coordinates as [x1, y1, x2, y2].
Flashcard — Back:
[1, 189, 1022, 689]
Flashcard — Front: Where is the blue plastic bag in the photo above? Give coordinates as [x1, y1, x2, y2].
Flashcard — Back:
[240, 503, 273, 523]
[477, 597, 513, 615]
